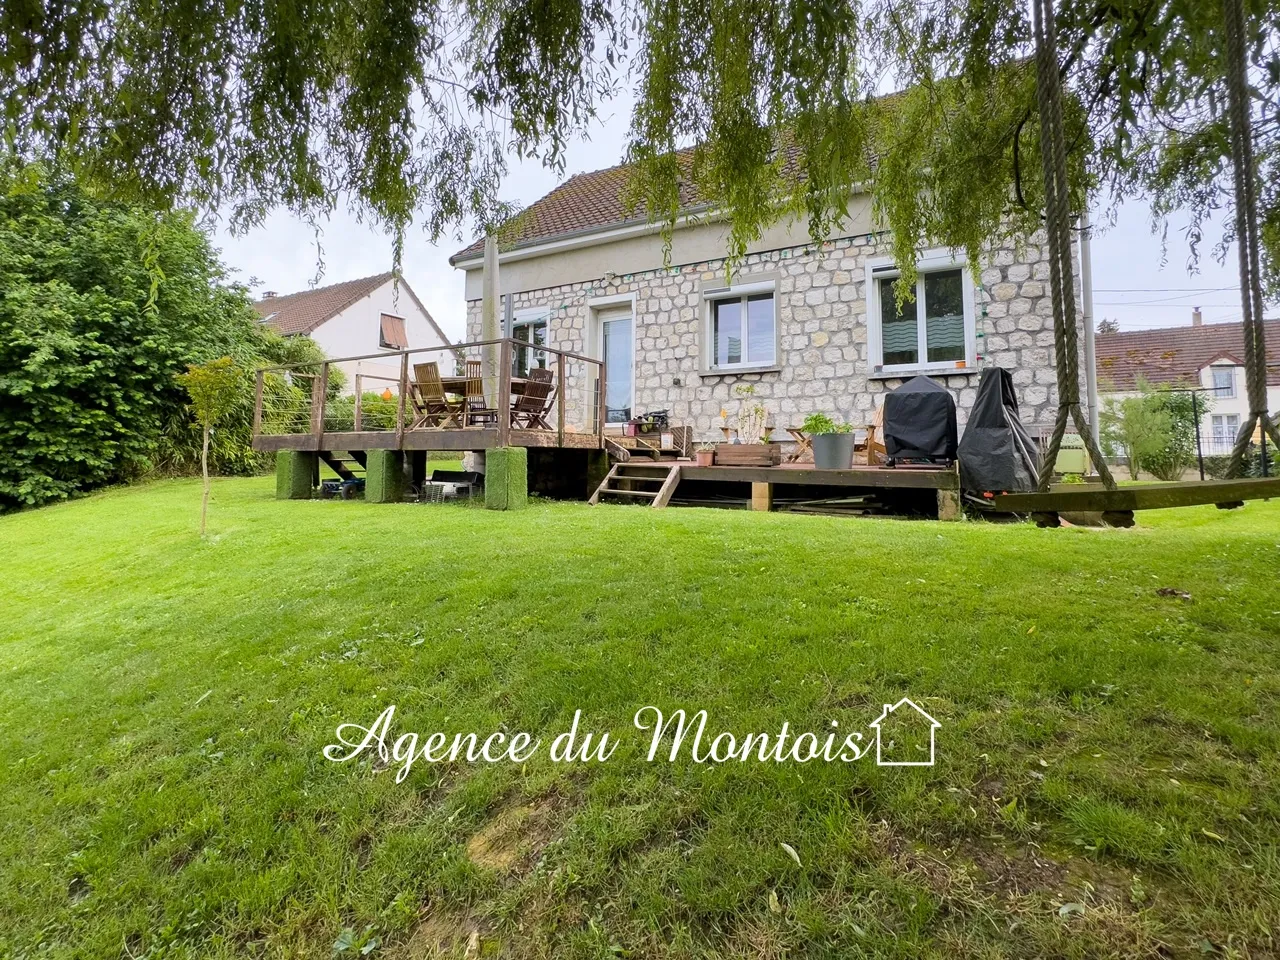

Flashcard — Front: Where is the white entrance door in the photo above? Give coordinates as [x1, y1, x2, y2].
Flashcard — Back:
[597, 305, 633, 425]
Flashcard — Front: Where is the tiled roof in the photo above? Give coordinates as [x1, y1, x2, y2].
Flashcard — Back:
[253, 272, 394, 336]
[449, 152, 705, 264]
[1095, 320, 1280, 391]
[448, 133, 823, 264]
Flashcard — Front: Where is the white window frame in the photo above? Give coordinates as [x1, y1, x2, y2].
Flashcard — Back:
[587, 293, 638, 428]
[865, 249, 977, 376]
[1212, 413, 1240, 442]
[1210, 365, 1236, 399]
[702, 279, 779, 373]
[511, 306, 550, 376]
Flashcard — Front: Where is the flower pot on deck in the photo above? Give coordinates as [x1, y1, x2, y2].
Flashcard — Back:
[811, 432, 855, 470]
[695, 450, 715, 467]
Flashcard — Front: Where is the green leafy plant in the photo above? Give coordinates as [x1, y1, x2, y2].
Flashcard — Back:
[176, 357, 242, 536]
[801, 413, 853, 435]
[0, 160, 331, 510]
[1100, 393, 1173, 481]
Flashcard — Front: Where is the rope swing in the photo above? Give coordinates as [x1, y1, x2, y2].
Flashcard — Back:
[1222, 0, 1280, 475]
[1030, 0, 1116, 491]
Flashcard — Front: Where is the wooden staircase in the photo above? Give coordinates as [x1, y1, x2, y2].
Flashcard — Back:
[589, 462, 681, 508]
[320, 450, 367, 483]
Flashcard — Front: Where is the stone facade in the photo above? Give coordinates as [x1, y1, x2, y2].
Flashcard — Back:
[465, 228, 1082, 443]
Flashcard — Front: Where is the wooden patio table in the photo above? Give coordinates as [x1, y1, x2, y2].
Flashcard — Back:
[439, 376, 529, 396]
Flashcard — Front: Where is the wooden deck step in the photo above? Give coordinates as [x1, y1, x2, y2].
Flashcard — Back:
[589, 463, 683, 508]
[319, 450, 365, 483]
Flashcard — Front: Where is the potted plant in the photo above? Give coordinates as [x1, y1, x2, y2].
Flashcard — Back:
[803, 412, 855, 469]
[715, 385, 781, 466]
[695, 443, 716, 467]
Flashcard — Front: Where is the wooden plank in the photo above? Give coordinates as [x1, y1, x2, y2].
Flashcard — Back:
[309, 366, 326, 437]
[588, 464, 619, 505]
[992, 477, 1280, 513]
[353, 374, 363, 432]
[751, 481, 773, 512]
[252, 370, 264, 437]
[608, 488, 658, 499]
[652, 466, 682, 509]
[557, 354, 566, 448]
[680, 465, 960, 490]
[497, 339, 512, 448]
[401, 429, 499, 451]
[254, 433, 322, 452]
[395, 353, 409, 445]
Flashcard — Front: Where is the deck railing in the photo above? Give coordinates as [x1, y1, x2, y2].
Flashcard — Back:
[253, 338, 606, 448]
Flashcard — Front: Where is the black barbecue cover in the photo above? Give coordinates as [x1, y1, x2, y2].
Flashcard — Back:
[883, 376, 958, 460]
[957, 367, 1041, 493]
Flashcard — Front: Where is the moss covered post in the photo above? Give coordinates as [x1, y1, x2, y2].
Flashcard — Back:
[275, 450, 316, 499]
[365, 449, 406, 503]
[484, 447, 527, 510]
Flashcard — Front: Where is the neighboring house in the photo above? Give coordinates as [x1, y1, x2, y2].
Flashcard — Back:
[1096, 317, 1280, 455]
[253, 272, 452, 394]
[448, 156, 1080, 441]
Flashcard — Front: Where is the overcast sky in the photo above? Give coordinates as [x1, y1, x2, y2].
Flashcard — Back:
[214, 89, 1248, 343]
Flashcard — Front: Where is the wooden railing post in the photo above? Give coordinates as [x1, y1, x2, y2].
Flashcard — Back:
[353, 373, 363, 432]
[557, 353, 566, 446]
[396, 352, 409, 446]
[498, 338, 513, 447]
[310, 364, 327, 439]
[597, 359, 607, 441]
[253, 369, 264, 437]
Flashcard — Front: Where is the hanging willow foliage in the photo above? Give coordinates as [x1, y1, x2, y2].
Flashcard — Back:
[2, 0, 1278, 287]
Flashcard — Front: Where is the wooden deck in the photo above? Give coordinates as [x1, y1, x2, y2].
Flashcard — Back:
[680, 463, 959, 490]
[253, 427, 605, 453]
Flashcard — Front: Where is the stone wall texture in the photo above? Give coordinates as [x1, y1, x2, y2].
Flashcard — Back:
[465, 229, 1085, 443]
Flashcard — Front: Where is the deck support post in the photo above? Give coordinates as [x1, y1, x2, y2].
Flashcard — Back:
[366, 449, 406, 503]
[936, 488, 962, 521]
[751, 482, 773, 512]
[484, 447, 527, 510]
[275, 451, 316, 500]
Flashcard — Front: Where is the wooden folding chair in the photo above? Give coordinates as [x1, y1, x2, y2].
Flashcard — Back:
[464, 360, 497, 426]
[511, 368, 555, 429]
[411, 362, 462, 429]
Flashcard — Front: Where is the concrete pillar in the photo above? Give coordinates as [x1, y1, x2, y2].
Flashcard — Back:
[751, 482, 773, 512]
[936, 488, 962, 521]
[275, 451, 316, 500]
[484, 447, 528, 510]
[365, 449, 406, 503]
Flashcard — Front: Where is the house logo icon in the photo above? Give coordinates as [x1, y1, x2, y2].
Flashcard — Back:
[869, 698, 941, 766]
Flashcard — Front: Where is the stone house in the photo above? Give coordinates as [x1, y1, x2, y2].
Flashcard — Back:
[449, 159, 1075, 444]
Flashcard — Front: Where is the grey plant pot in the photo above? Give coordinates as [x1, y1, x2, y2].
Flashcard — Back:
[812, 432, 855, 470]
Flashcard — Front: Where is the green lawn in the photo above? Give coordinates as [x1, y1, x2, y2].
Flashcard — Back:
[2, 478, 1278, 958]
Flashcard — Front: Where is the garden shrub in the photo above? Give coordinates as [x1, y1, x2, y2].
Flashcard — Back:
[0, 160, 329, 509]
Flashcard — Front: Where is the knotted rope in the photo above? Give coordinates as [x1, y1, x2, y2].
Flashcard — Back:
[1031, 0, 1116, 490]
[1222, 0, 1280, 475]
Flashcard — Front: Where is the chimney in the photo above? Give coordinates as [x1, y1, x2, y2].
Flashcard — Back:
[263, 290, 277, 299]
[1192, 306, 1202, 327]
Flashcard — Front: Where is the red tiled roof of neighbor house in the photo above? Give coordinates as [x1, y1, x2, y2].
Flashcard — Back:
[253, 272, 393, 335]
[253, 273, 450, 346]
[1095, 320, 1280, 391]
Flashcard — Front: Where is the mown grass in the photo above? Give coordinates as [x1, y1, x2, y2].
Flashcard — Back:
[1, 478, 1278, 959]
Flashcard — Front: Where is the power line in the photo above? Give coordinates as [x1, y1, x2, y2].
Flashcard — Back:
[1094, 286, 1237, 292]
